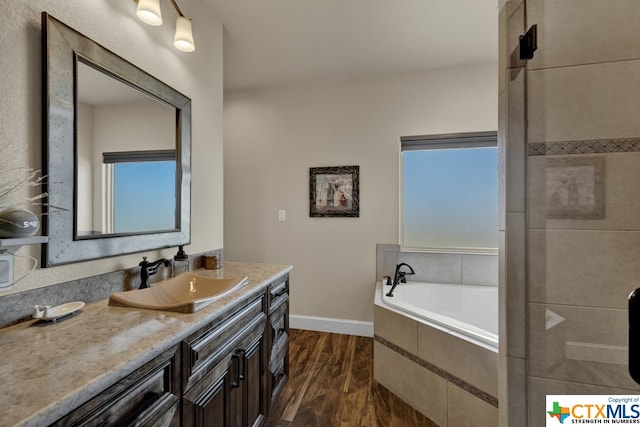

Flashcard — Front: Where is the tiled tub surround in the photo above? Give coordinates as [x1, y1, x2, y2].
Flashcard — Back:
[0, 261, 291, 427]
[374, 245, 499, 426]
[374, 301, 498, 427]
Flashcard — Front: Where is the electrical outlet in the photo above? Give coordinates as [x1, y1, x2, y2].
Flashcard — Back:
[278, 210, 286, 222]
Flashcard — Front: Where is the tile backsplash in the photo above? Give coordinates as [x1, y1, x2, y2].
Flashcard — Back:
[0, 248, 223, 328]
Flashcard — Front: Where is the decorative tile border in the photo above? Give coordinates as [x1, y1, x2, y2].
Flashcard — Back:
[374, 334, 499, 408]
[528, 138, 640, 156]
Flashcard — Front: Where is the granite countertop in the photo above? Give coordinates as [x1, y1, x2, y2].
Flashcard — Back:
[0, 262, 292, 427]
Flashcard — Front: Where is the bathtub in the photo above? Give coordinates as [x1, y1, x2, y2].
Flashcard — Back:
[378, 280, 498, 351]
[373, 280, 499, 426]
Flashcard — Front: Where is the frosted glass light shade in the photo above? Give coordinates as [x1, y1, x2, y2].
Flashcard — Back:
[174, 16, 195, 52]
[136, 0, 163, 26]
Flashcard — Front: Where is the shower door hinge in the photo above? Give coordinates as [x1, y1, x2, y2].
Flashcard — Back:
[519, 24, 538, 60]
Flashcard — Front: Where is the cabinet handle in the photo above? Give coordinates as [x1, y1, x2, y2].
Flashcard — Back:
[238, 349, 246, 381]
[630, 288, 640, 385]
[231, 354, 240, 388]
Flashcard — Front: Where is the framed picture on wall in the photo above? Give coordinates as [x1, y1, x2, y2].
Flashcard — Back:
[309, 166, 359, 217]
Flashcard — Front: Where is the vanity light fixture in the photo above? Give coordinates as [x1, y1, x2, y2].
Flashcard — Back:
[173, 15, 195, 52]
[135, 0, 195, 52]
[136, 0, 163, 26]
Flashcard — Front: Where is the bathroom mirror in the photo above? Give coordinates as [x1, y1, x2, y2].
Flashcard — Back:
[42, 13, 191, 266]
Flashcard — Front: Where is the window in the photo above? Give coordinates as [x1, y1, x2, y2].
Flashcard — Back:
[401, 132, 498, 253]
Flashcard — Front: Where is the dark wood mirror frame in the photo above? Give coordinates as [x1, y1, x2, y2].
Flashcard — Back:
[42, 12, 191, 267]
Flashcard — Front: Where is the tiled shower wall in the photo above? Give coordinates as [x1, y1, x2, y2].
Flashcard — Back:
[499, 1, 640, 426]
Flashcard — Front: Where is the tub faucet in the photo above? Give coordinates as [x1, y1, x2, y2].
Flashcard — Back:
[386, 263, 415, 297]
[139, 257, 171, 289]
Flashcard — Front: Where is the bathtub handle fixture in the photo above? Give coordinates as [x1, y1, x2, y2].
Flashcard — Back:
[383, 276, 392, 286]
[386, 263, 415, 297]
[630, 287, 640, 385]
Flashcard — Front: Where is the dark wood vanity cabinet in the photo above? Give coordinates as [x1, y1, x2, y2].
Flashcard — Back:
[181, 292, 269, 427]
[51, 347, 180, 427]
[51, 274, 290, 427]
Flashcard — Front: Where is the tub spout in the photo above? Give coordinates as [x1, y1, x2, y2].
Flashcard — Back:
[386, 263, 415, 297]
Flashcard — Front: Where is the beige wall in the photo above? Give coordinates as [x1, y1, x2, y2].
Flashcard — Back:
[0, 0, 223, 294]
[224, 65, 497, 323]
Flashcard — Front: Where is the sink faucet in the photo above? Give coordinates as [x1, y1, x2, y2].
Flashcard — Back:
[386, 263, 415, 297]
[139, 257, 171, 289]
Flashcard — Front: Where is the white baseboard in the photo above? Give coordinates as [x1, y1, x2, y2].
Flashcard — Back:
[289, 314, 374, 337]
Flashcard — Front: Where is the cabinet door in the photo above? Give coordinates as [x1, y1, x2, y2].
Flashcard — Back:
[183, 317, 266, 427]
[229, 352, 243, 427]
[241, 334, 266, 427]
[183, 353, 237, 427]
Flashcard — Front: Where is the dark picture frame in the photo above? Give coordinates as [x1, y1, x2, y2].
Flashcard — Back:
[309, 166, 359, 217]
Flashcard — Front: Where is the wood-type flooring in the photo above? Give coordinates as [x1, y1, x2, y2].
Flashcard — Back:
[265, 329, 438, 427]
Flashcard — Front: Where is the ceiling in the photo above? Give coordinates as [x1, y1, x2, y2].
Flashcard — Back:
[203, 0, 499, 91]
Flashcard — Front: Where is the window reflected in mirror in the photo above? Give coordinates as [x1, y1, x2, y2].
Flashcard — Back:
[106, 151, 176, 234]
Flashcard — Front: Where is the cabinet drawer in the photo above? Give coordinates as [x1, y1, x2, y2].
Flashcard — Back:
[269, 331, 288, 406]
[270, 370, 287, 405]
[52, 347, 179, 427]
[182, 295, 265, 391]
[269, 300, 288, 344]
[268, 277, 288, 313]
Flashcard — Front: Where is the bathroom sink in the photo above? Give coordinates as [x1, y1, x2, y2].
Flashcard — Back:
[108, 273, 249, 313]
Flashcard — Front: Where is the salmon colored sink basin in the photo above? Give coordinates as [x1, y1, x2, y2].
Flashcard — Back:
[109, 273, 249, 313]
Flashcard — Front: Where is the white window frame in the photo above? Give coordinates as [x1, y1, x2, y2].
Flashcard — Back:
[399, 131, 498, 255]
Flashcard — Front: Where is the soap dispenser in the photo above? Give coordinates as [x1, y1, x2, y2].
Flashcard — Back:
[172, 245, 192, 277]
